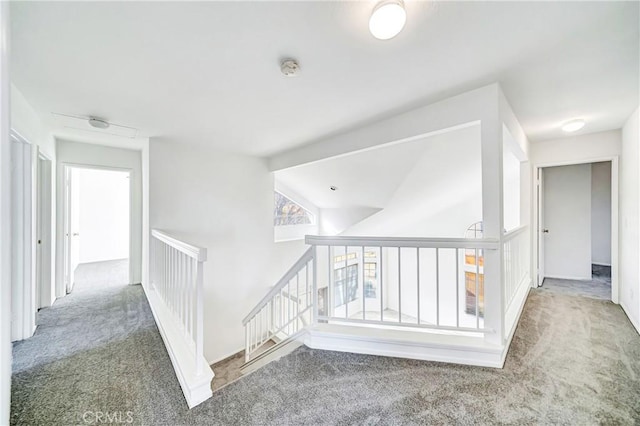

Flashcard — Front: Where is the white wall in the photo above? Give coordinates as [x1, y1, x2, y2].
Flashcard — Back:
[543, 164, 592, 280]
[620, 107, 639, 333]
[11, 86, 56, 309]
[319, 207, 381, 236]
[56, 140, 142, 290]
[503, 127, 523, 232]
[531, 130, 621, 165]
[150, 139, 296, 363]
[0, 2, 11, 422]
[591, 162, 612, 265]
[75, 168, 130, 264]
[345, 125, 483, 238]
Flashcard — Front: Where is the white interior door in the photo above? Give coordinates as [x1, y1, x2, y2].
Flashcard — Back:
[10, 135, 35, 341]
[542, 164, 592, 281]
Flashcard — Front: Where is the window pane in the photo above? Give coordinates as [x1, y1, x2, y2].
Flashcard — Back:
[274, 192, 313, 226]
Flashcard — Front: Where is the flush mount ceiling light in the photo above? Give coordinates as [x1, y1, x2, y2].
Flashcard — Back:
[88, 117, 110, 129]
[561, 119, 585, 133]
[369, 0, 407, 40]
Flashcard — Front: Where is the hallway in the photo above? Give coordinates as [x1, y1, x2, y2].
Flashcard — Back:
[11, 280, 640, 424]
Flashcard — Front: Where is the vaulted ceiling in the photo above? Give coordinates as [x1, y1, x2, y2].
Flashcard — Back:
[11, 1, 639, 156]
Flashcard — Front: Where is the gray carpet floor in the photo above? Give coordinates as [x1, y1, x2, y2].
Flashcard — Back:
[11, 262, 640, 425]
[539, 264, 612, 301]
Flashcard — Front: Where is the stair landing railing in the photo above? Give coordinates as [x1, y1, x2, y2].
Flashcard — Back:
[242, 247, 315, 362]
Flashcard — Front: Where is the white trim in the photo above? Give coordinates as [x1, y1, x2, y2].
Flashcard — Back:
[61, 163, 134, 288]
[592, 262, 612, 267]
[304, 324, 505, 368]
[142, 285, 213, 408]
[544, 274, 594, 281]
[306, 234, 500, 250]
[151, 229, 207, 262]
[533, 157, 619, 303]
[207, 346, 244, 366]
[620, 301, 640, 335]
[501, 286, 531, 364]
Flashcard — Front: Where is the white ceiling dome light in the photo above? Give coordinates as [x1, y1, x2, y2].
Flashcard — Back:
[88, 117, 110, 129]
[369, 0, 407, 40]
[561, 119, 585, 132]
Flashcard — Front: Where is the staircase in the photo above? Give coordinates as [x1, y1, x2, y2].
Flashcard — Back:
[240, 230, 531, 373]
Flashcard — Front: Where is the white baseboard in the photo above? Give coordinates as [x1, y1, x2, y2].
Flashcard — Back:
[544, 274, 592, 281]
[502, 282, 531, 365]
[208, 346, 244, 366]
[592, 262, 611, 267]
[304, 324, 505, 368]
[142, 284, 214, 408]
[620, 300, 640, 335]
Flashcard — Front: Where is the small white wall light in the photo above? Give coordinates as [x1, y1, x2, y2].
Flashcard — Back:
[369, 0, 407, 40]
[561, 119, 585, 133]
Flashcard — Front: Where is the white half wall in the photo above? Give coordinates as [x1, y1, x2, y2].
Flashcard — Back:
[56, 140, 142, 292]
[150, 139, 288, 363]
[543, 164, 592, 280]
[620, 107, 640, 333]
[591, 162, 612, 266]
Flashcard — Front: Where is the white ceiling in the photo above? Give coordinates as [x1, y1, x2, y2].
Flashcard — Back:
[11, 1, 639, 156]
[276, 124, 479, 210]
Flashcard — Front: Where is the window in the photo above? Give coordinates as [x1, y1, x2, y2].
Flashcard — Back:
[273, 191, 314, 226]
[464, 221, 484, 317]
[364, 262, 377, 298]
[334, 264, 358, 307]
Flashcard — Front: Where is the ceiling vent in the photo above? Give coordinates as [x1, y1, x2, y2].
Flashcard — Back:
[52, 113, 138, 138]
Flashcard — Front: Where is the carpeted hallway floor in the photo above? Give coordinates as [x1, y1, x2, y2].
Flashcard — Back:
[11, 265, 640, 425]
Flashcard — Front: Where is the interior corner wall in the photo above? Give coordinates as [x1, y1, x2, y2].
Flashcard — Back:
[620, 107, 640, 333]
[591, 162, 612, 266]
[55, 140, 142, 292]
[149, 139, 285, 363]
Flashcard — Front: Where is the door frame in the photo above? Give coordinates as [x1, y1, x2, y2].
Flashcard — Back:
[533, 156, 619, 303]
[61, 163, 134, 293]
[36, 151, 53, 309]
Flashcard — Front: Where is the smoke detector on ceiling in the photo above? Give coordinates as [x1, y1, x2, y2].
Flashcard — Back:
[280, 59, 300, 77]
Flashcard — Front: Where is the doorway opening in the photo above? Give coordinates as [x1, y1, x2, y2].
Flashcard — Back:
[535, 159, 618, 302]
[63, 165, 132, 294]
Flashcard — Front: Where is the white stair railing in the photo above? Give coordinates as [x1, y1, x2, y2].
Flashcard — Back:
[243, 235, 504, 364]
[306, 235, 499, 334]
[149, 229, 212, 408]
[242, 247, 315, 362]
